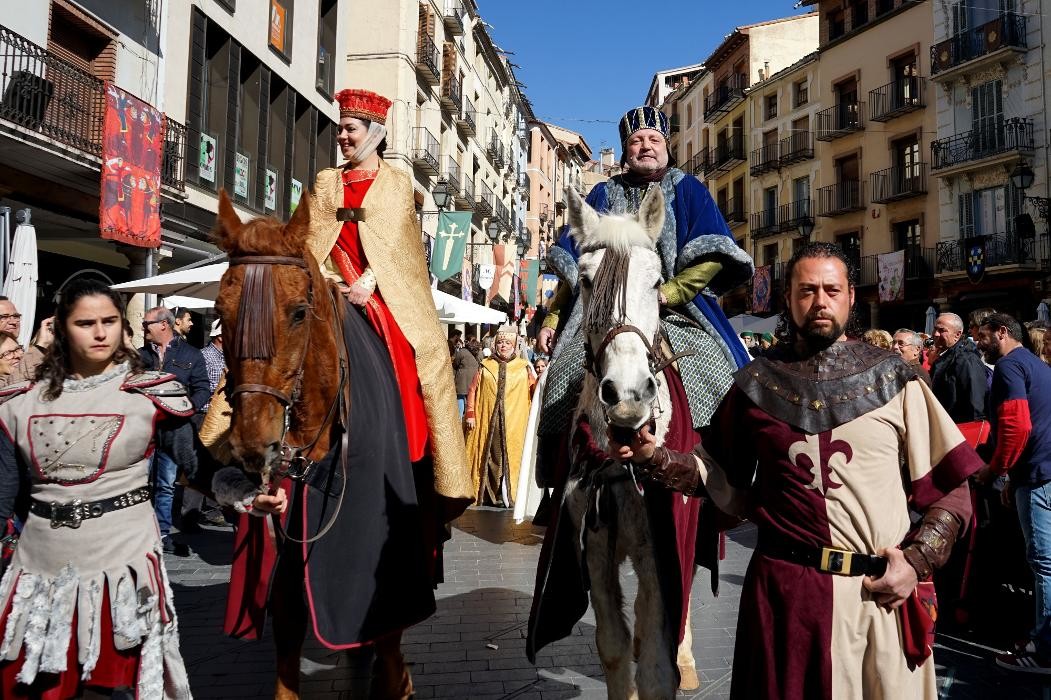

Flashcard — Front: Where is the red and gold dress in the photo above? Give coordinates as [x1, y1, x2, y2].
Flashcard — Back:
[327, 169, 429, 462]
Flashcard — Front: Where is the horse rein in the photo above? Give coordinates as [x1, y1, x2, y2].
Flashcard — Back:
[584, 321, 695, 379]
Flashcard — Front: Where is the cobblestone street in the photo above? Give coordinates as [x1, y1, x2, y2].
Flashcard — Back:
[168, 507, 1051, 699]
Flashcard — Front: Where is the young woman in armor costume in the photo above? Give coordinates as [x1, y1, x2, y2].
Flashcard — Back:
[0, 280, 193, 699]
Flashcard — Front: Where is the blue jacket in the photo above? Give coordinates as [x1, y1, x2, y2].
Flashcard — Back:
[139, 336, 211, 412]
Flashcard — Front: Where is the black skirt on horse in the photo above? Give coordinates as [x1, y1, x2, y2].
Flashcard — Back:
[277, 300, 436, 648]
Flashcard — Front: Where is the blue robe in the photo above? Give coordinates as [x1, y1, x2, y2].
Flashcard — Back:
[546, 169, 753, 371]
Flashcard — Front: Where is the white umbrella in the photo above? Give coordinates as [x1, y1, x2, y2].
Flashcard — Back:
[432, 288, 507, 325]
[162, 295, 214, 310]
[924, 306, 938, 336]
[2, 220, 38, 347]
[111, 262, 228, 298]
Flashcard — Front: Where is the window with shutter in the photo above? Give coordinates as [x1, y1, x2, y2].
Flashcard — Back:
[223, 43, 241, 193]
[958, 193, 975, 238]
[186, 9, 207, 184]
[256, 67, 271, 211]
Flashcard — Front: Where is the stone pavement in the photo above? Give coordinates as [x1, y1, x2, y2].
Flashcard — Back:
[168, 506, 1051, 699]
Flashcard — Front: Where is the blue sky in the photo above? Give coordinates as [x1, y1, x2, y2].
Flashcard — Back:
[477, 0, 811, 158]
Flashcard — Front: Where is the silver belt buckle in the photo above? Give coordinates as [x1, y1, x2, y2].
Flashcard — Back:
[50, 499, 84, 529]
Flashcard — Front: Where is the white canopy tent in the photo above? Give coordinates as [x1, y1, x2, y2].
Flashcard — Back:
[727, 313, 780, 336]
[113, 263, 506, 325]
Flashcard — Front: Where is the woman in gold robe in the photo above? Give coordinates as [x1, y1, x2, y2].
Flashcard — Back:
[305, 89, 471, 519]
[465, 326, 536, 506]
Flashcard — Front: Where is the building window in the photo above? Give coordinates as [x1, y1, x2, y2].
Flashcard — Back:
[971, 80, 1004, 151]
[765, 94, 777, 121]
[316, 0, 337, 96]
[794, 79, 808, 107]
[762, 243, 778, 266]
[829, 8, 846, 40]
[686, 103, 693, 127]
[851, 1, 869, 30]
[268, 0, 294, 60]
[894, 219, 921, 250]
[235, 54, 263, 206]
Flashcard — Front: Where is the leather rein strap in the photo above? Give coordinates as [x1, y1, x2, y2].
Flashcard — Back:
[586, 320, 692, 377]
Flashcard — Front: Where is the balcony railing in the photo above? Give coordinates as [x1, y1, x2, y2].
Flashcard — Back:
[815, 101, 864, 141]
[440, 74, 461, 112]
[931, 13, 1027, 77]
[444, 157, 462, 199]
[869, 78, 926, 122]
[779, 131, 813, 165]
[703, 74, 748, 121]
[456, 174, 474, 209]
[457, 97, 476, 135]
[476, 180, 495, 216]
[703, 135, 746, 177]
[685, 152, 707, 176]
[870, 163, 928, 203]
[0, 23, 105, 156]
[749, 143, 779, 176]
[443, 0, 464, 36]
[778, 198, 812, 233]
[936, 234, 1038, 273]
[719, 197, 745, 226]
[411, 127, 440, 175]
[816, 181, 864, 216]
[161, 116, 187, 191]
[750, 207, 780, 238]
[931, 117, 1034, 171]
[415, 32, 440, 85]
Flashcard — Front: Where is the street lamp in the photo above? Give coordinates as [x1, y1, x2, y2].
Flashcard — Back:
[798, 216, 815, 240]
[487, 219, 501, 243]
[1010, 159, 1050, 220]
[432, 178, 453, 211]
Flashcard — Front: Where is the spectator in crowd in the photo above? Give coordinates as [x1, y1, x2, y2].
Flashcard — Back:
[862, 328, 893, 351]
[172, 306, 194, 339]
[0, 296, 21, 338]
[892, 328, 932, 386]
[973, 312, 1051, 673]
[534, 355, 549, 378]
[740, 331, 755, 348]
[452, 334, 480, 419]
[0, 332, 22, 381]
[140, 306, 211, 552]
[758, 332, 774, 353]
[0, 316, 52, 388]
[200, 319, 226, 400]
[182, 318, 228, 533]
[969, 307, 998, 341]
[1027, 323, 1048, 363]
[930, 312, 989, 425]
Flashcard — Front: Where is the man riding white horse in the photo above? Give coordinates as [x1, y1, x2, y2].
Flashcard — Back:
[528, 105, 754, 689]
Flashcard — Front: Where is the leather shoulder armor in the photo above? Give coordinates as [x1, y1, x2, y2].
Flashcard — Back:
[122, 372, 194, 417]
[0, 381, 34, 406]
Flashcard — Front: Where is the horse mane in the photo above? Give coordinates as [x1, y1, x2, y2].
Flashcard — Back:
[575, 213, 655, 254]
[215, 212, 315, 360]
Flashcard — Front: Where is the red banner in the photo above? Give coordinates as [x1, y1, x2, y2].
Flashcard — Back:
[100, 83, 165, 248]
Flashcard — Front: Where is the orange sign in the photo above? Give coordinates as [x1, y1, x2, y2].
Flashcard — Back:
[269, 1, 287, 54]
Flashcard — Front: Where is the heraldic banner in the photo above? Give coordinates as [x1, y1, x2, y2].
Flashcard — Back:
[518, 259, 540, 308]
[100, 83, 165, 248]
[751, 265, 771, 313]
[429, 211, 472, 281]
[877, 249, 905, 302]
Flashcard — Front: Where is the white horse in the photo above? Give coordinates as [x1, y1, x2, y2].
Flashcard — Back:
[563, 186, 699, 699]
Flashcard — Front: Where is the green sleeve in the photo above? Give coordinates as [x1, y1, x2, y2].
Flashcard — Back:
[542, 283, 572, 329]
[659, 261, 723, 307]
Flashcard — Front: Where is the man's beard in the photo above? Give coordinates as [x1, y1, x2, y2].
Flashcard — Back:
[796, 314, 846, 354]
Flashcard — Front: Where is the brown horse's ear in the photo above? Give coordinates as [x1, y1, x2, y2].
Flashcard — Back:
[213, 190, 242, 252]
[285, 188, 312, 242]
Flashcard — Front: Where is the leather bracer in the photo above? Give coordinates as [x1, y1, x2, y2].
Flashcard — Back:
[902, 507, 962, 580]
[641, 447, 701, 496]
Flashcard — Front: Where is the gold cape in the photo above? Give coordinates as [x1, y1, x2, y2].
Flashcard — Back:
[466, 357, 533, 505]
[306, 161, 471, 507]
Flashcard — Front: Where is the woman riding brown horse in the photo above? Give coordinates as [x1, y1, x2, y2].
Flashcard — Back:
[210, 188, 456, 700]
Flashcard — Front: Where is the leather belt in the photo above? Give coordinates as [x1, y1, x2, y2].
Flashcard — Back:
[336, 207, 366, 223]
[759, 536, 888, 577]
[29, 486, 152, 529]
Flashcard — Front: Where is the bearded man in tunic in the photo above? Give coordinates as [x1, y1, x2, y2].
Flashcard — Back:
[611, 243, 982, 699]
[465, 326, 536, 507]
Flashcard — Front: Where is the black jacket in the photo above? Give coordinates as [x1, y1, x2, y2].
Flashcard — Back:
[930, 338, 989, 423]
[139, 336, 211, 412]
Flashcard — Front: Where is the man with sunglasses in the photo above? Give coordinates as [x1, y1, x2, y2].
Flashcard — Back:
[139, 306, 210, 553]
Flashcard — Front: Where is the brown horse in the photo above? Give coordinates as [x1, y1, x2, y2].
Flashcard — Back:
[212, 190, 412, 699]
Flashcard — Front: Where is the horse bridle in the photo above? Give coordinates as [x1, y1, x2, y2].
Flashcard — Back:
[583, 322, 692, 378]
[226, 255, 345, 482]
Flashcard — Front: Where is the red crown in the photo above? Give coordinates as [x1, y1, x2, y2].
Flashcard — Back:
[335, 89, 392, 125]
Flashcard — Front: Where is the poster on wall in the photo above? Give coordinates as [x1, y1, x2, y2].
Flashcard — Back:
[99, 82, 165, 248]
[269, 0, 288, 54]
[477, 263, 496, 291]
[289, 178, 303, 212]
[234, 152, 250, 198]
[199, 133, 217, 183]
[264, 168, 278, 211]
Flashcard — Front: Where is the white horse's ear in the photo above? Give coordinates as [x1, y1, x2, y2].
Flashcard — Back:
[566, 187, 600, 247]
[638, 187, 666, 243]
